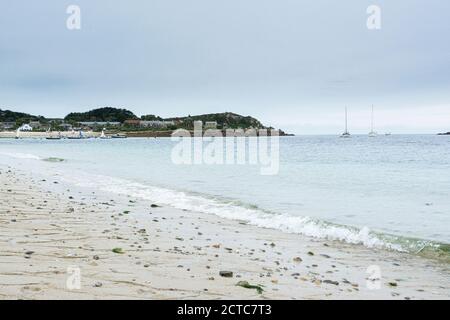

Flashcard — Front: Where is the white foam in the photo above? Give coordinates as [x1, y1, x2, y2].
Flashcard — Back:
[61, 171, 405, 252]
[0, 152, 41, 160]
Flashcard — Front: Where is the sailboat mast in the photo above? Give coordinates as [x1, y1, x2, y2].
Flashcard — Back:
[371, 104, 374, 132]
[345, 107, 348, 133]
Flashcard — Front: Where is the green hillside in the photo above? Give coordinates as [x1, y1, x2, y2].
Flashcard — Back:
[64, 107, 138, 123]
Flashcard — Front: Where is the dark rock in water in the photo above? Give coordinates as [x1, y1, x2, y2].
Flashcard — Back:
[151, 204, 160, 208]
[307, 251, 314, 256]
[93, 281, 103, 288]
[93, 255, 100, 260]
[293, 257, 302, 263]
[219, 271, 233, 278]
[320, 254, 331, 258]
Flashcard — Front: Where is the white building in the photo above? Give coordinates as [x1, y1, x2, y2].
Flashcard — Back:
[19, 124, 33, 131]
[140, 120, 175, 128]
[204, 121, 218, 129]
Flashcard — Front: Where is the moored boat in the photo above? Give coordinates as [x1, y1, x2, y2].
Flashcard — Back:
[340, 107, 351, 138]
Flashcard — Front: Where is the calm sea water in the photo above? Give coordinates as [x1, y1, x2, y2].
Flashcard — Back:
[1, 135, 449, 254]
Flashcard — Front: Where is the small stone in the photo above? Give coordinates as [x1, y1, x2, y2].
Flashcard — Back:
[219, 271, 233, 278]
[323, 280, 339, 286]
[293, 257, 302, 263]
[388, 282, 398, 287]
[93, 282, 103, 288]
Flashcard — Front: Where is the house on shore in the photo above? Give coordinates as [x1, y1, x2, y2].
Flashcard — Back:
[204, 121, 218, 129]
[123, 119, 175, 129]
[59, 123, 73, 131]
[78, 121, 121, 130]
[29, 121, 42, 130]
[123, 119, 141, 127]
[140, 120, 175, 128]
[0, 122, 16, 131]
[18, 124, 33, 131]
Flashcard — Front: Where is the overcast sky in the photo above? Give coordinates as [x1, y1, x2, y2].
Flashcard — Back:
[1, 1, 449, 134]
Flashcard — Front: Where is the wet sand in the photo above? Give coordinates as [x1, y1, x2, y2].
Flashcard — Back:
[0, 167, 449, 299]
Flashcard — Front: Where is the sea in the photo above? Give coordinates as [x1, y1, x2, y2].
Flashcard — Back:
[1, 134, 449, 259]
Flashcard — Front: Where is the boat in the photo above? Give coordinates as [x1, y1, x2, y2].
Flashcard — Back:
[46, 135, 62, 140]
[385, 132, 392, 136]
[111, 133, 127, 139]
[99, 129, 111, 139]
[340, 107, 351, 138]
[368, 105, 377, 137]
[67, 130, 85, 140]
[46, 128, 62, 140]
[15, 128, 20, 139]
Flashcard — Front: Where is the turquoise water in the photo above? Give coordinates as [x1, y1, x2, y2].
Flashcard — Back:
[1, 135, 449, 254]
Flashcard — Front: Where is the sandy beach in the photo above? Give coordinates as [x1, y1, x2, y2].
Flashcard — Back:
[0, 166, 449, 300]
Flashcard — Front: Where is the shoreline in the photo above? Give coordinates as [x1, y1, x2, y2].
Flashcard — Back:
[0, 167, 449, 299]
[0, 129, 293, 139]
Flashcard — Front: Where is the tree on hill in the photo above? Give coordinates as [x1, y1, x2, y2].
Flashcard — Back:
[165, 112, 265, 129]
[0, 108, 44, 125]
[64, 107, 138, 123]
[141, 114, 163, 121]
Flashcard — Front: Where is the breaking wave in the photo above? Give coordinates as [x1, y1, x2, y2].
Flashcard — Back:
[61, 172, 447, 256]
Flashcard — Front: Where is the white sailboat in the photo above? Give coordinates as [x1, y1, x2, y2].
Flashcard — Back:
[340, 107, 351, 138]
[100, 128, 111, 139]
[368, 105, 377, 137]
[68, 129, 84, 139]
[15, 128, 20, 139]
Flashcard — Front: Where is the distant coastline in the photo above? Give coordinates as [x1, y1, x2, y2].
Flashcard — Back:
[0, 107, 292, 136]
